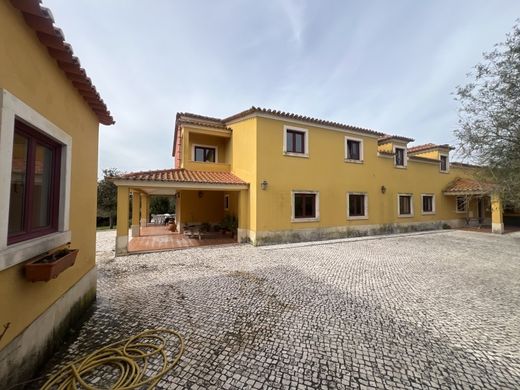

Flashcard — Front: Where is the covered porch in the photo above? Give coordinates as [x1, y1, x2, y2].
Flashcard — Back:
[112, 169, 249, 255]
[443, 177, 504, 233]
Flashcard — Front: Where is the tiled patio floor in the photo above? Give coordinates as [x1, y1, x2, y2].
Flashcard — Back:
[128, 225, 237, 252]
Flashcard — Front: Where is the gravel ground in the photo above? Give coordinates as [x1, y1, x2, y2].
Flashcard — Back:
[31, 229, 520, 389]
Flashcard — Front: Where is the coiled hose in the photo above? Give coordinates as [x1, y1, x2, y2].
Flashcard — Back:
[41, 328, 184, 390]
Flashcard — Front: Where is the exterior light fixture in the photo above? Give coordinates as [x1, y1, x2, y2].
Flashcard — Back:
[381, 185, 386, 194]
[261, 180, 268, 190]
[198, 191, 203, 198]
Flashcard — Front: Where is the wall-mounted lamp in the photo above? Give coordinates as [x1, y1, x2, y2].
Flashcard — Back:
[198, 191, 204, 198]
[260, 180, 268, 191]
[381, 185, 386, 194]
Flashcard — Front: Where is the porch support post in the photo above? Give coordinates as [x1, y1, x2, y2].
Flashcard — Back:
[116, 186, 129, 255]
[491, 192, 504, 234]
[140, 193, 149, 227]
[131, 190, 140, 237]
[176, 192, 183, 233]
[237, 189, 249, 243]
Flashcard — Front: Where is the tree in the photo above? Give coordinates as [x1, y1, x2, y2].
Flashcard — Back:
[149, 196, 175, 215]
[454, 21, 520, 207]
[97, 168, 121, 228]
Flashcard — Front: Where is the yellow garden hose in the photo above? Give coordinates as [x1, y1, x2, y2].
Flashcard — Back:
[41, 328, 184, 390]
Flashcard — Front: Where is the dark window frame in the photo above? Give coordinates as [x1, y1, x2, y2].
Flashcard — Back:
[293, 193, 317, 219]
[8, 120, 61, 245]
[395, 147, 406, 166]
[286, 129, 306, 154]
[194, 145, 216, 162]
[456, 196, 467, 212]
[440, 155, 448, 172]
[399, 195, 412, 216]
[346, 139, 362, 161]
[422, 195, 434, 213]
[348, 194, 366, 217]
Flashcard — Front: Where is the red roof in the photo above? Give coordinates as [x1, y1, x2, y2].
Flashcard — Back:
[118, 169, 247, 185]
[10, 0, 114, 125]
[444, 178, 495, 194]
[408, 143, 453, 154]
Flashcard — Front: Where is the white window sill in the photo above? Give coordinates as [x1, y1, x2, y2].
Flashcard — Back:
[291, 218, 319, 223]
[421, 212, 436, 215]
[344, 159, 363, 164]
[284, 152, 309, 158]
[347, 215, 368, 220]
[394, 165, 407, 169]
[439, 170, 449, 174]
[398, 214, 414, 218]
[456, 210, 467, 214]
[0, 230, 71, 271]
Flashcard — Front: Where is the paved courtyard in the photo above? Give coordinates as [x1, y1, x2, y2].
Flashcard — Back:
[34, 230, 520, 389]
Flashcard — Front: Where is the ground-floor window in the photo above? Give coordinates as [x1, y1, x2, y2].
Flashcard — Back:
[292, 192, 318, 220]
[398, 194, 413, 216]
[456, 196, 467, 213]
[421, 194, 435, 214]
[8, 120, 62, 245]
[347, 193, 367, 219]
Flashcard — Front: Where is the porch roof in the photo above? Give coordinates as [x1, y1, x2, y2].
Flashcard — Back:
[443, 177, 495, 196]
[112, 168, 248, 191]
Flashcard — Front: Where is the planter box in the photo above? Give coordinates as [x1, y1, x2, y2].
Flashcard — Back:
[24, 249, 79, 282]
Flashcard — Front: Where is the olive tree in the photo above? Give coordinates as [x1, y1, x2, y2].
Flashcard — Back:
[455, 21, 520, 206]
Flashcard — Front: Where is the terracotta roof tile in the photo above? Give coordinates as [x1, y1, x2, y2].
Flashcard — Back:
[378, 134, 414, 143]
[118, 169, 247, 185]
[408, 143, 454, 154]
[444, 177, 495, 194]
[10, 0, 114, 125]
[224, 107, 386, 137]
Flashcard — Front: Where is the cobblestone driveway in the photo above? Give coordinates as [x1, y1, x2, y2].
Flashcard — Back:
[34, 230, 520, 389]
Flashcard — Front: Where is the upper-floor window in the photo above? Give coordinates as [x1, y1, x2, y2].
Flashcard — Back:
[395, 147, 406, 167]
[421, 194, 435, 214]
[286, 129, 305, 154]
[398, 194, 413, 217]
[194, 145, 216, 162]
[292, 191, 319, 221]
[283, 126, 308, 156]
[347, 193, 368, 219]
[440, 155, 448, 172]
[8, 121, 62, 245]
[345, 137, 363, 162]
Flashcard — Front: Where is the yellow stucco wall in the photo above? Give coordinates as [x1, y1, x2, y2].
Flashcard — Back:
[0, 2, 100, 349]
[178, 190, 229, 224]
[412, 150, 441, 160]
[253, 117, 472, 234]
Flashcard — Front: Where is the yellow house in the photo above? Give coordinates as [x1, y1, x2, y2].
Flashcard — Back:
[0, 1, 113, 386]
[113, 107, 504, 254]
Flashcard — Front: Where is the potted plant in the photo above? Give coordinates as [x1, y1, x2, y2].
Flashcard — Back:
[24, 247, 79, 282]
[220, 214, 238, 238]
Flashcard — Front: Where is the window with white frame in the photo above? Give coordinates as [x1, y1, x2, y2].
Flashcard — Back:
[283, 126, 308, 156]
[0, 89, 72, 271]
[456, 196, 467, 213]
[440, 155, 449, 172]
[292, 191, 319, 221]
[345, 137, 363, 162]
[421, 194, 435, 214]
[394, 147, 406, 167]
[398, 194, 413, 216]
[347, 193, 368, 219]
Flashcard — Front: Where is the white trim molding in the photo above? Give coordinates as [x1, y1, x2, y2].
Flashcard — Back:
[291, 190, 320, 222]
[344, 136, 364, 163]
[421, 193, 436, 215]
[397, 193, 414, 217]
[283, 125, 309, 158]
[347, 192, 368, 220]
[0, 89, 72, 271]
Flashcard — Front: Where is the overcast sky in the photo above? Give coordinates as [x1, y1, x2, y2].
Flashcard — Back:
[44, 0, 520, 176]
